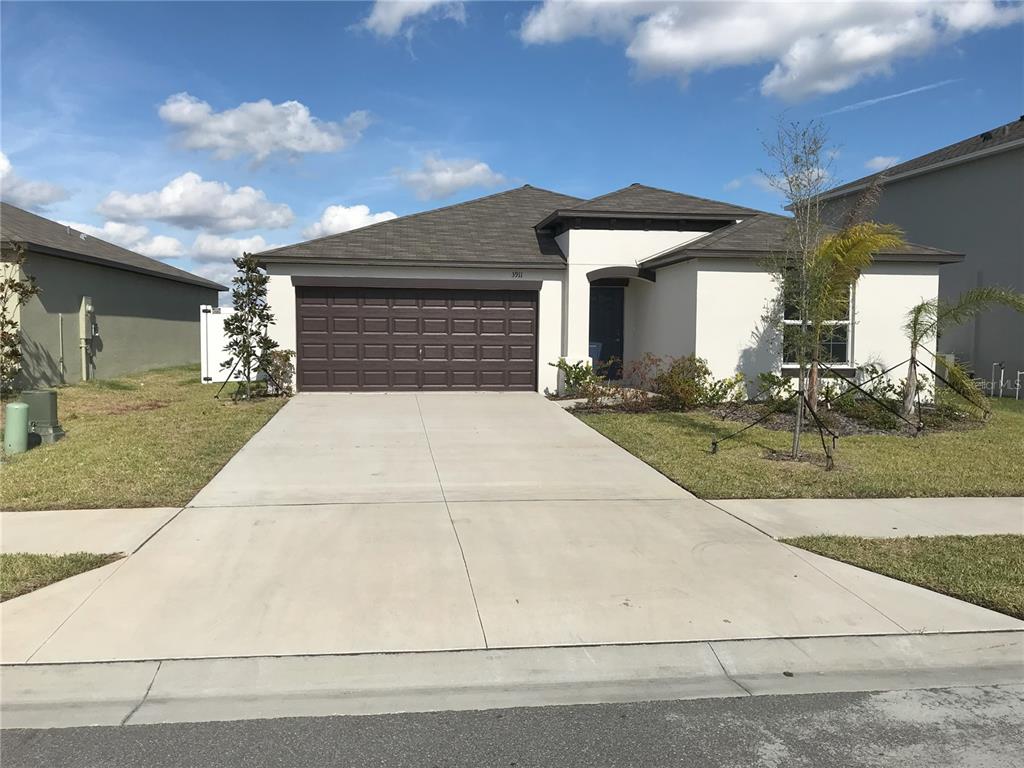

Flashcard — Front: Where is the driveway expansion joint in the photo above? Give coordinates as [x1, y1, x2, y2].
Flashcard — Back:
[415, 394, 490, 650]
[120, 660, 162, 726]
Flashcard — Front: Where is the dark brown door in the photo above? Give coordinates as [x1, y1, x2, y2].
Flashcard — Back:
[296, 286, 538, 391]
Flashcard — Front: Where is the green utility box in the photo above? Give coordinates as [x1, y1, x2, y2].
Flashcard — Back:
[21, 389, 65, 444]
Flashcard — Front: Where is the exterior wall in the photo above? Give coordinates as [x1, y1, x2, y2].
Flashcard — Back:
[822, 147, 1024, 379]
[692, 259, 778, 382]
[854, 263, 940, 374]
[17, 250, 219, 387]
[264, 262, 565, 393]
[619, 257, 939, 389]
[559, 228, 710, 364]
[623, 260, 697, 364]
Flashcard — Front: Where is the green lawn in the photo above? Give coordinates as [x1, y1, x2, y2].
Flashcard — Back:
[578, 399, 1024, 499]
[2, 366, 286, 510]
[784, 534, 1024, 619]
[1, 552, 122, 601]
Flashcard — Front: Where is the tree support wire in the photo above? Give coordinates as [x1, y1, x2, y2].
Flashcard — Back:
[711, 391, 799, 454]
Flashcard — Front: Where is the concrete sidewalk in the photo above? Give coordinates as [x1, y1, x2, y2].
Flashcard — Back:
[713, 497, 1024, 539]
[0, 507, 181, 555]
[2, 631, 1021, 729]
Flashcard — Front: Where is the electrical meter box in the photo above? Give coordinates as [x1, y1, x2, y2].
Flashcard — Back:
[79, 296, 95, 339]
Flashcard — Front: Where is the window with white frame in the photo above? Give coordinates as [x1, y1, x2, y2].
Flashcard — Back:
[782, 287, 853, 367]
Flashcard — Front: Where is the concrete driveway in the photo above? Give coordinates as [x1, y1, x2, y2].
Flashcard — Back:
[4, 393, 1020, 664]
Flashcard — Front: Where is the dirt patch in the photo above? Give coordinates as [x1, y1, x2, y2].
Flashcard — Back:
[97, 400, 171, 416]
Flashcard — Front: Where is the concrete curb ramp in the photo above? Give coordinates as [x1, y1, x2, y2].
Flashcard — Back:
[2, 631, 1021, 730]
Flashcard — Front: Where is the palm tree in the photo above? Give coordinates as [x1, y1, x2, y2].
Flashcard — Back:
[902, 286, 1024, 418]
[800, 222, 906, 411]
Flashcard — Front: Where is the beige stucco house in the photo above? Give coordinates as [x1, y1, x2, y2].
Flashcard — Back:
[1, 202, 224, 387]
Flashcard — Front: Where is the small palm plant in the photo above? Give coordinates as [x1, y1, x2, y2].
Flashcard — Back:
[798, 222, 906, 411]
[902, 286, 1024, 418]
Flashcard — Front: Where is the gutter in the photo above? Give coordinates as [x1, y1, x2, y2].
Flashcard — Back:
[642, 248, 965, 271]
[256, 255, 568, 271]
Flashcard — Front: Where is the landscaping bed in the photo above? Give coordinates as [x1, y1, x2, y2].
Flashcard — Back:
[784, 534, 1024, 620]
[1, 552, 122, 601]
[1, 366, 287, 510]
[578, 398, 1024, 498]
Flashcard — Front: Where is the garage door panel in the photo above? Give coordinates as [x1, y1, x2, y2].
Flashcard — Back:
[296, 286, 537, 391]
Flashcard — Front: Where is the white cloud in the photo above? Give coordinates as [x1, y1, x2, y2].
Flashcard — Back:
[303, 204, 398, 239]
[723, 178, 744, 192]
[159, 92, 370, 161]
[399, 154, 506, 200]
[362, 1, 465, 38]
[865, 155, 900, 172]
[61, 220, 186, 259]
[520, 1, 1023, 102]
[189, 232, 278, 264]
[98, 172, 294, 233]
[188, 232, 283, 287]
[0, 151, 68, 210]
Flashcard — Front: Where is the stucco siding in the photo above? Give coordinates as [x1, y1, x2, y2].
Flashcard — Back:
[854, 263, 939, 374]
[623, 260, 697, 364]
[693, 259, 778, 382]
[824, 147, 1023, 378]
[265, 263, 564, 393]
[17, 251, 218, 387]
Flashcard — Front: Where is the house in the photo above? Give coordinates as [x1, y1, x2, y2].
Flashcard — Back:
[1, 202, 225, 387]
[818, 117, 1024, 385]
[256, 184, 961, 394]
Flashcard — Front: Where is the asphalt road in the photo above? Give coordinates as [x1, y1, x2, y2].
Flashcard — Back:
[4, 685, 1023, 768]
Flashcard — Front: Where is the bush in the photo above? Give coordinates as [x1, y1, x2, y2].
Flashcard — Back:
[549, 357, 602, 397]
[264, 349, 295, 396]
[649, 355, 744, 410]
[756, 372, 794, 405]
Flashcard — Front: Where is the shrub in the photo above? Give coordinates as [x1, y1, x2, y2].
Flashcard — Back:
[264, 349, 295, 396]
[549, 357, 602, 397]
[653, 355, 712, 409]
[756, 372, 794, 405]
[705, 372, 747, 406]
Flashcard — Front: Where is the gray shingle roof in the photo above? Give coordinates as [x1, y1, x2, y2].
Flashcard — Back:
[643, 213, 963, 268]
[821, 116, 1024, 200]
[566, 183, 762, 217]
[0, 202, 225, 290]
[259, 186, 583, 266]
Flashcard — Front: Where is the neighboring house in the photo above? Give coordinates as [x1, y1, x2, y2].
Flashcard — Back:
[819, 117, 1024, 383]
[1, 203, 225, 387]
[257, 184, 960, 394]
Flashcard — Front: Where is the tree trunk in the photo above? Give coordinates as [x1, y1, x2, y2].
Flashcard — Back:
[791, 367, 804, 459]
[807, 358, 820, 414]
[902, 351, 918, 420]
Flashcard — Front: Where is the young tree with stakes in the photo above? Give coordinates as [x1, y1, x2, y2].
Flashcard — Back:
[0, 243, 41, 400]
[221, 252, 279, 400]
[760, 120, 905, 459]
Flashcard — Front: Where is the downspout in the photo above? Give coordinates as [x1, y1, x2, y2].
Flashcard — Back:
[57, 313, 66, 383]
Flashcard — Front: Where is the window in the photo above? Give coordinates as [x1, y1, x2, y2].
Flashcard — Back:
[782, 288, 853, 367]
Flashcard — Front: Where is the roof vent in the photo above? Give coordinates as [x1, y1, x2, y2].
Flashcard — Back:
[981, 130, 993, 141]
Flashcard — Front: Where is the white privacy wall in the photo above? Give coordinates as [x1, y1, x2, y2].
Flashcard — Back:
[853, 263, 940, 372]
[558, 229, 711, 364]
[264, 263, 565, 392]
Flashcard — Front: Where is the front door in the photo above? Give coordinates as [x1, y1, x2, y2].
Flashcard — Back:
[589, 285, 624, 379]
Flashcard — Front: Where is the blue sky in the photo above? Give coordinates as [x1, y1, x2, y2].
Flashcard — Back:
[2, 1, 1022, 283]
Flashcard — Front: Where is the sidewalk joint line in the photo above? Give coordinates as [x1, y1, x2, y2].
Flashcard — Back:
[132, 506, 188, 554]
[707, 642, 753, 696]
[415, 395, 490, 650]
[120, 660, 162, 726]
[24, 555, 133, 663]
[782, 544, 910, 633]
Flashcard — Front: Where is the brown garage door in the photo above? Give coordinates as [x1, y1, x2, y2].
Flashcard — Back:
[296, 286, 538, 391]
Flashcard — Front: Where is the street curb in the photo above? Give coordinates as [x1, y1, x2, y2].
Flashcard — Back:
[2, 631, 1021, 729]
